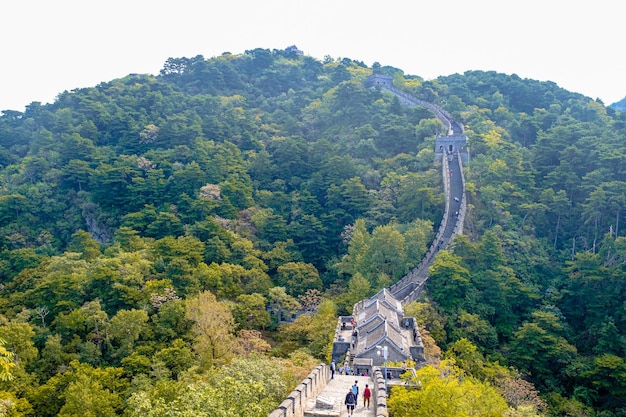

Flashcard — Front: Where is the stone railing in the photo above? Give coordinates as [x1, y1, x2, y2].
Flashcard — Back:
[268, 364, 330, 417]
[372, 367, 389, 417]
[452, 152, 467, 236]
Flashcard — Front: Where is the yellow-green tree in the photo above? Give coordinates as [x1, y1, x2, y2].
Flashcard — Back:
[58, 372, 121, 417]
[277, 299, 337, 359]
[67, 230, 101, 261]
[404, 300, 447, 345]
[231, 293, 271, 330]
[126, 355, 291, 417]
[308, 300, 337, 360]
[0, 391, 33, 417]
[0, 338, 14, 382]
[336, 272, 371, 314]
[185, 291, 239, 368]
[388, 360, 508, 417]
[108, 308, 149, 357]
[29, 361, 127, 417]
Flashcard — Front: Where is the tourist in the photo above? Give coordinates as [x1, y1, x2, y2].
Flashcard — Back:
[344, 388, 357, 416]
[363, 384, 371, 409]
[351, 380, 359, 402]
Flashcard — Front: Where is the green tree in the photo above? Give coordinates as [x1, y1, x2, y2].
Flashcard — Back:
[231, 293, 271, 330]
[338, 177, 373, 218]
[32, 253, 90, 314]
[0, 321, 37, 371]
[108, 309, 149, 358]
[267, 286, 300, 325]
[427, 251, 471, 313]
[53, 300, 109, 352]
[444, 338, 490, 380]
[307, 300, 337, 359]
[251, 208, 288, 245]
[366, 224, 407, 283]
[263, 240, 303, 272]
[403, 219, 434, 268]
[509, 311, 577, 390]
[277, 299, 336, 359]
[275, 262, 322, 297]
[0, 390, 33, 416]
[62, 362, 127, 417]
[67, 230, 101, 260]
[58, 372, 121, 417]
[581, 353, 626, 410]
[29, 361, 127, 417]
[153, 339, 195, 380]
[152, 298, 189, 342]
[34, 334, 78, 380]
[334, 218, 371, 277]
[448, 312, 498, 352]
[337, 273, 371, 314]
[404, 301, 447, 345]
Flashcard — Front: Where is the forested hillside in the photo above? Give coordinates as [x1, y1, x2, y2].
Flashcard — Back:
[1, 48, 625, 416]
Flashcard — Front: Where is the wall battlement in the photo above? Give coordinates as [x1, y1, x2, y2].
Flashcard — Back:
[268, 364, 330, 417]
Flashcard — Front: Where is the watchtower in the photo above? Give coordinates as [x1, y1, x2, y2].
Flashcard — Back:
[366, 74, 394, 89]
[435, 135, 469, 164]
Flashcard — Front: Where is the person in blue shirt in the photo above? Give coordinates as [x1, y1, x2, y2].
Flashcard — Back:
[351, 380, 359, 402]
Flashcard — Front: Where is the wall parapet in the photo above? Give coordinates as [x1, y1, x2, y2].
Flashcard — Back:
[268, 363, 329, 417]
[372, 367, 389, 417]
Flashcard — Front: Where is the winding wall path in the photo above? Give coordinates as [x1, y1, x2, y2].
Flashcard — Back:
[269, 81, 468, 417]
[383, 85, 468, 304]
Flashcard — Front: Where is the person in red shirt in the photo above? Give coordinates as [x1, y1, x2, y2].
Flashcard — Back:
[363, 384, 371, 409]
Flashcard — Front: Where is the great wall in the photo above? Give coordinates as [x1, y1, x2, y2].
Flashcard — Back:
[269, 74, 469, 417]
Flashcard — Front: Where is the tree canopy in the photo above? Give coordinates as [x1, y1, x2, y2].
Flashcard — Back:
[0, 47, 625, 416]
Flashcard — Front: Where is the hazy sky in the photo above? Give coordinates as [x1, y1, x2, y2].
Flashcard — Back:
[2, 0, 624, 112]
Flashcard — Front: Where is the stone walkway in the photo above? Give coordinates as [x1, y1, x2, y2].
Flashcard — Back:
[304, 374, 377, 417]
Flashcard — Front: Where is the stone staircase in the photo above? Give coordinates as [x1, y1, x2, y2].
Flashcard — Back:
[304, 375, 377, 417]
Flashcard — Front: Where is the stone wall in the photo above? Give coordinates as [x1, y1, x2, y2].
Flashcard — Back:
[268, 364, 330, 417]
[331, 316, 352, 363]
[372, 367, 389, 417]
[389, 150, 452, 302]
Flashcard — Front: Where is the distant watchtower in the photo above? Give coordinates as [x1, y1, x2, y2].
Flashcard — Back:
[365, 73, 469, 164]
[435, 135, 470, 164]
[366, 74, 393, 89]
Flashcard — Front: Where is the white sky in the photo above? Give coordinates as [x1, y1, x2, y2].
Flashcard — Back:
[1, 0, 624, 112]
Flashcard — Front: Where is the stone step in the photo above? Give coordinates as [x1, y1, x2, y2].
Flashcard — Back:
[304, 375, 376, 417]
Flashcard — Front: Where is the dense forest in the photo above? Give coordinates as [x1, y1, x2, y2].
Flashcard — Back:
[1, 47, 625, 416]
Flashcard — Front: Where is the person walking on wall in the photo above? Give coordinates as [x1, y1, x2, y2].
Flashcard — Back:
[330, 360, 336, 379]
[363, 383, 371, 409]
[344, 388, 357, 416]
[351, 380, 359, 403]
